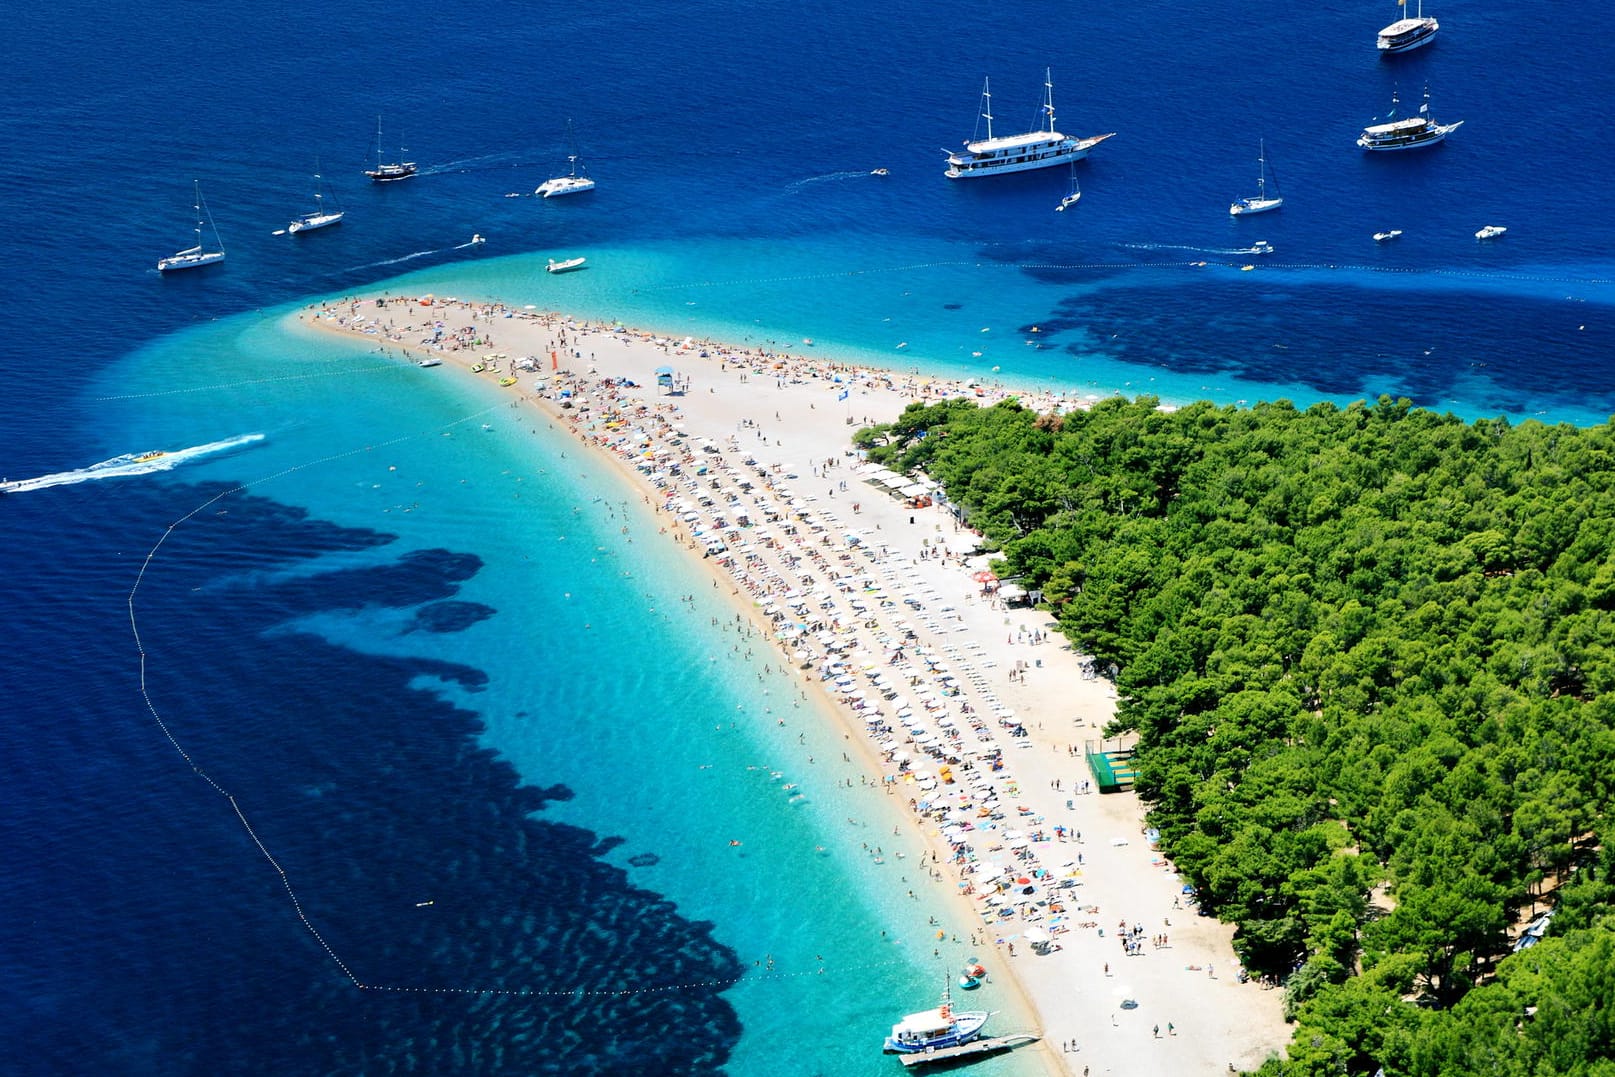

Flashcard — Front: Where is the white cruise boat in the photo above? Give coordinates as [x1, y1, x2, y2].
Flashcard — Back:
[883, 984, 991, 1054]
[945, 69, 1113, 179]
[537, 119, 596, 198]
[1378, 0, 1439, 54]
[157, 180, 226, 272]
[1357, 87, 1461, 151]
[1230, 140, 1283, 216]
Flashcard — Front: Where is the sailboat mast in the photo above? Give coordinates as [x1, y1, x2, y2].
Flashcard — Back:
[981, 78, 993, 141]
[1043, 68, 1056, 133]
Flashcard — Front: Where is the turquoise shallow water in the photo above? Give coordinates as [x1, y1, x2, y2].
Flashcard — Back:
[91, 307, 1040, 1075]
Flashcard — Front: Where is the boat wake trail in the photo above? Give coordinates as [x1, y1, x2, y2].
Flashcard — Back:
[786, 169, 889, 192]
[1120, 241, 1269, 257]
[1, 433, 266, 495]
[348, 249, 441, 271]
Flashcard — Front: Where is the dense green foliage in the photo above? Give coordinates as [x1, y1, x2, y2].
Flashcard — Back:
[859, 395, 1615, 1074]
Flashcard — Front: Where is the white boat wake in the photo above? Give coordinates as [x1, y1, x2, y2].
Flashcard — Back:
[1120, 242, 1272, 257]
[0, 433, 266, 495]
[786, 170, 885, 191]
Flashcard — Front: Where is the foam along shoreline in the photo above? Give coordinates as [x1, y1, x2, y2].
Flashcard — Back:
[299, 292, 1289, 1075]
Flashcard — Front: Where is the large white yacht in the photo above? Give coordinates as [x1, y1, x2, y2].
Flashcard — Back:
[944, 70, 1113, 179]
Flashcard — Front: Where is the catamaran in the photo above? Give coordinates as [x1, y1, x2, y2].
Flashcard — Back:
[945, 69, 1113, 179]
[365, 117, 417, 182]
[1357, 86, 1462, 151]
[1378, 0, 1439, 54]
[536, 119, 596, 198]
[288, 163, 344, 233]
[157, 180, 225, 272]
[1230, 140, 1283, 216]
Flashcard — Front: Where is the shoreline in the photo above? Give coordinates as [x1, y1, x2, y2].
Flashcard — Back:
[297, 292, 1290, 1074]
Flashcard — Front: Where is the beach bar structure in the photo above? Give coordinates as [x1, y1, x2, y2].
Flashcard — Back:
[1084, 739, 1137, 793]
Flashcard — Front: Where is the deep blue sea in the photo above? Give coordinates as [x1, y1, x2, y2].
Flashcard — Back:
[4, 1, 1613, 1073]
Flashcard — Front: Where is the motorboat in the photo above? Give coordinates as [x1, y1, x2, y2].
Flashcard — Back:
[417, 357, 443, 367]
[1378, 0, 1439, 54]
[1249, 240, 1274, 255]
[945, 69, 1113, 179]
[547, 256, 587, 273]
[1230, 140, 1283, 215]
[364, 117, 417, 182]
[537, 119, 595, 197]
[1475, 224, 1507, 240]
[158, 180, 226, 272]
[1373, 229, 1404, 242]
[883, 984, 991, 1054]
[1357, 86, 1462, 151]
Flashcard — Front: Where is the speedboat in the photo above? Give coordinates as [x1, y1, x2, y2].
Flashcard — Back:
[547, 256, 587, 273]
[1475, 224, 1507, 240]
[1378, 0, 1439, 54]
[1357, 86, 1461, 151]
[1249, 240, 1274, 255]
[883, 985, 990, 1054]
[1373, 229, 1403, 242]
[417, 357, 443, 367]
[945, 69, 1113, 179]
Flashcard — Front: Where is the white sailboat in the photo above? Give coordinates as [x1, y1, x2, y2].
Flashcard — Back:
[157, 180, 225, 272]
[1055, 164, 1082, 211]
[1230, 140, 1283, 216]
[288, 162, 344, 233]
[536, 119, 596, 198]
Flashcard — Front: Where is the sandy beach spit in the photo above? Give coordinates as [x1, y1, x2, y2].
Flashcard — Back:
[300, 293, 1290, 1075]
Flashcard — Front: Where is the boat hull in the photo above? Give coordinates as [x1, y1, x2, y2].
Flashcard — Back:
[157, 250, 225, 272]
[884, 1011, 991, 1054]
[537, 177, 596, 198]
[547, 257, 587, 274]
[366, 164, 417, 182]
[1357, 119, 1461, 151]
[288, 212, 343, 233]
[1378, 18, 1438, 53]
[945, 133, 1113, 179]
[1230, 197, 1283, 216]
